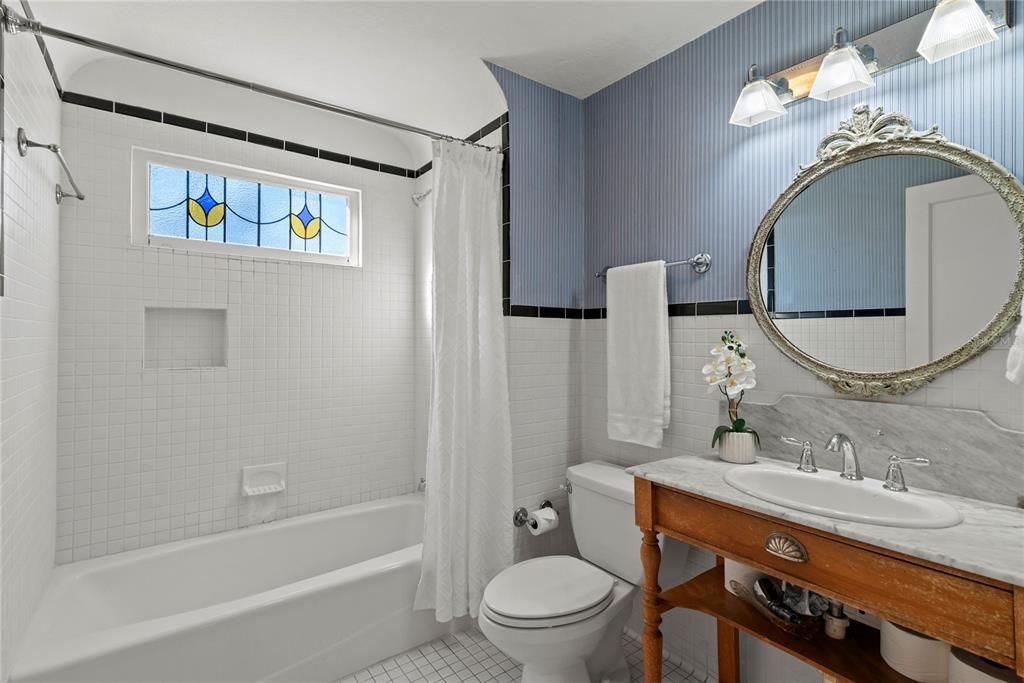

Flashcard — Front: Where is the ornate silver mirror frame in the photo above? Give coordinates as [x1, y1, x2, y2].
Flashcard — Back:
[746, 105, 1024, 397]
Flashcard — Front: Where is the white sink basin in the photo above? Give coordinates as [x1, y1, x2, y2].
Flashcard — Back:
[724, 465, 963, 529]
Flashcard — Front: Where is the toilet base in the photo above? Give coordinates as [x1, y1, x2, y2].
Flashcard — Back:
[521, 659, 591, 683]
[479, 580, 636, 683]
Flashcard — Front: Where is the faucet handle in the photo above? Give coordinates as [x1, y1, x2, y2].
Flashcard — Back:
[780, 436, 817, 473]
[883, 454, 930, 492]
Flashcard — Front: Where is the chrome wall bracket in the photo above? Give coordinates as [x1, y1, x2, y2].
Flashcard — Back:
[17, 127, 85, 203]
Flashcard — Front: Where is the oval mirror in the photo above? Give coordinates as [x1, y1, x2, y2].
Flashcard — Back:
[747, 106, 1024, 396]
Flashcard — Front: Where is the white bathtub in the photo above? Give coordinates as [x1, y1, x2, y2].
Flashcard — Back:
[12, 494, 451, 682]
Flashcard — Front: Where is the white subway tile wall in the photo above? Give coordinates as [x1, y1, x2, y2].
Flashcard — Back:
[774, 316, 907, 373]
[0, 36, 62, 679]
[56, 104, 418, 563]
[507, 317, 581, 561]
[143, 307, 227, 369]
[583, 314, 1023, 468]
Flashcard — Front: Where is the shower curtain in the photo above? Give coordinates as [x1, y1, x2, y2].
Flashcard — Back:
[414, 139, 513, 622]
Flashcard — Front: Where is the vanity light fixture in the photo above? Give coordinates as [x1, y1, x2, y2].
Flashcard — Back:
[809, 27, 877, 101]
[917, 0, 999, 63]
[728, 64, 792, 128]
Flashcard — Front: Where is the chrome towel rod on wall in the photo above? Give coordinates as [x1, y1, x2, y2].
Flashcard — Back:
[595, 252, 712, 279]
[17, 128, 85, 204]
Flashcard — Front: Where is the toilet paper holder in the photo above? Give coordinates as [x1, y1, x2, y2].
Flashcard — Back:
[513, 500, 553, 528]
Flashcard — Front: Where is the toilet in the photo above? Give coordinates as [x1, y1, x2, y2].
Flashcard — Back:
[478, 461, 686, 683]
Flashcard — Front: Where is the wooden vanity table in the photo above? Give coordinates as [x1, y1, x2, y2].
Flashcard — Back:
[631, 457, 1024, 683]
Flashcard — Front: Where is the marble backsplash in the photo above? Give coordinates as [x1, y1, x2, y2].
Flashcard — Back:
[733, 395, 1024, 508]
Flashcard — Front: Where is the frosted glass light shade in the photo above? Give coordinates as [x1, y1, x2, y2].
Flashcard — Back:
[917, 0, 997, 63]
[809, 46, 875, 101]
[729, 80, 786, 128]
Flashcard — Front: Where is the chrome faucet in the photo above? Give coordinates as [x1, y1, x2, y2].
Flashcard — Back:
[883, 455, 931, 492]
[826, 433, 863, 481]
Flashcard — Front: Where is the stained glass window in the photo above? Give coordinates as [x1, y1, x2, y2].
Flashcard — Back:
[143, 158, 359, 263]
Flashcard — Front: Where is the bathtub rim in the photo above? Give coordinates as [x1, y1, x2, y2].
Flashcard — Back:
[13, 493, 426, 681]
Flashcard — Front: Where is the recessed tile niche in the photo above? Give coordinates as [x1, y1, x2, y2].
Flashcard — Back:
[144, 307, 227, 369]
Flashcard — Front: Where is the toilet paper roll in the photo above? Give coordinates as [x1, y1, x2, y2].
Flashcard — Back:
[723, 559, 763, 598]
[879, 620, 949, 683]
[949, 647, 1022, 683]
[527, 507, 559, 536]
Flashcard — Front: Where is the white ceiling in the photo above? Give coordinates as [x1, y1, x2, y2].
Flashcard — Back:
[30, 1, 758, 141]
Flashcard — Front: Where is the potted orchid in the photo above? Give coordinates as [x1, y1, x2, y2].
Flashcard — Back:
[704, 331, 760, 464]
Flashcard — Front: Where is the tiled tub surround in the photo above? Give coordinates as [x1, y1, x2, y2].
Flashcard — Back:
[56, 102, 418, 563]
[1, 25, 63, 681]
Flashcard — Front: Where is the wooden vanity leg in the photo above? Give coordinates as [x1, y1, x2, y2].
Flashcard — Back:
[715, 556, 741, 683]
[717, 620, 741, 683]
[641, 529, 663, 683]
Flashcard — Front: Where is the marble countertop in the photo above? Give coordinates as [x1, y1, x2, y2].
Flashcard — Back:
[627, 453, 1024, 586]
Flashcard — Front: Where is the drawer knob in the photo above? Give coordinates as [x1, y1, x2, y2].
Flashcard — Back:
[764, 532, 809, 563]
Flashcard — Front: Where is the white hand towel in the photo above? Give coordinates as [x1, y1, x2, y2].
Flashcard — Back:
[1006, 299, 1024, 384]
[606, 261, 670, 448]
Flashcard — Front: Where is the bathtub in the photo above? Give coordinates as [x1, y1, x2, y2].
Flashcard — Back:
[12, 494, 451, 682]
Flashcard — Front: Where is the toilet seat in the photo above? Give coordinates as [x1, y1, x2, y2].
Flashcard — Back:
[482, 556, 616, 629]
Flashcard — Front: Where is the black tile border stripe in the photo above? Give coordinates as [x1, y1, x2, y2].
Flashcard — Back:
[114, 102, 160, 122]
[770, 307, 906, 320]
[60, 91, 507, 183]
[63, 91, 113, 112]
[164, 112, 206, 132]
[208, 122, 246, 141]
[508, 300, 759, 319]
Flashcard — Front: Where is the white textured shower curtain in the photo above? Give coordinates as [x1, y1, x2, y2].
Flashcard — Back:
[414, 140, 513, 622]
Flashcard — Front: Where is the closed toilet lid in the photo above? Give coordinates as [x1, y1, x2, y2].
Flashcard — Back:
[483, 556, 615, 621]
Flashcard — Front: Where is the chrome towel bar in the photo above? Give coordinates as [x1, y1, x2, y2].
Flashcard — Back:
[595, 252, 711, 279]
[17, 127, 85, 204]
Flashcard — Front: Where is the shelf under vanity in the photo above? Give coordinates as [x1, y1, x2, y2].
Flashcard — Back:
[630, 454, 1024, 683]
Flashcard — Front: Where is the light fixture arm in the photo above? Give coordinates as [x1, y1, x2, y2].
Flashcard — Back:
[745, 63, 792, 99]
[830, 26, 877, 66]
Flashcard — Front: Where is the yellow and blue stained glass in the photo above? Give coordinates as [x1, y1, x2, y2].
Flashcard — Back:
[149, 164, 349, 256]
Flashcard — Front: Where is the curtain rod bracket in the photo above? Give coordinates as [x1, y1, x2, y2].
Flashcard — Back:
[2, 6, 40, 35]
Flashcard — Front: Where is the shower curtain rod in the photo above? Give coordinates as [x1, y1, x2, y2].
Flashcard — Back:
[1, 6, 495, 150]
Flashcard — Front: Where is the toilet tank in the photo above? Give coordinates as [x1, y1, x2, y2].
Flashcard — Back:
[568, 461, 689, 586]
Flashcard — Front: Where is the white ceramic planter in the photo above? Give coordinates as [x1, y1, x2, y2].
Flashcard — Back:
[718, 432, 758, 464]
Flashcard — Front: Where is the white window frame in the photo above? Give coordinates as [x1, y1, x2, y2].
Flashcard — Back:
[131, 147, 362, 267]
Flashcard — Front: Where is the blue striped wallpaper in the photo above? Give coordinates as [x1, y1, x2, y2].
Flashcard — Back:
[774, 155, 965, 311]
[488, 65, 585, 307]
[584, 0, 1024, 307]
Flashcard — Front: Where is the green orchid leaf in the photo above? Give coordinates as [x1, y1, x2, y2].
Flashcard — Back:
[711, 425, 731, 448]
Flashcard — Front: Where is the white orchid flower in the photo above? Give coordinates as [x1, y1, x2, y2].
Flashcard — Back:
[731, 357, 756, 373]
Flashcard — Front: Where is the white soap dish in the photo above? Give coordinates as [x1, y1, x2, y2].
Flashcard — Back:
[241, 462, 286, 497]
